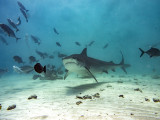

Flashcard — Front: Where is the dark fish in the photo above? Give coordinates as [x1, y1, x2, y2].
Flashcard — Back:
[53, 28, 59, 35]
[13, 56, 25, 64]
[35, 50, 48, 59]
[29, 56, 38, 63]
[20, 65, 34, 73]
[0, 35, 8, 45]
[0, 23, 20, 42]
[16, 17, 21, 26]
[75, 42, 81, 46]
[30, 35, 40, 45]
[20, 8, 28, 22]
[88, 41, 95, 46]
[139, 47, 160, 57]
[58, 52, 67, 58]
[103, 43, 108, 49]
[34, 63, 46, 73]
[49, 55, 54, 59]
[56, 42, 61, 47]
[17, 1, 29, 12]
[7, 18, 19, 32]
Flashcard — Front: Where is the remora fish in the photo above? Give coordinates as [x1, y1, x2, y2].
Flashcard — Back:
[20, 8, 28, 22]
[13, 65, 34, 73]
[30, 35, 40, 45]
[0, 23, 20, 42]
[17, 1, 29, 12]
[7, 18, 19, 32]
[62, 48, 130, 83]
[139, 47, 160, 57]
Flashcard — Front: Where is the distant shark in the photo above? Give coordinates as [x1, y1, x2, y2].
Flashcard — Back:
[62, 48, 130, 83]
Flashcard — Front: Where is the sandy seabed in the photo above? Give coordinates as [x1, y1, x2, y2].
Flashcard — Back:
[0, 74, 160, 120]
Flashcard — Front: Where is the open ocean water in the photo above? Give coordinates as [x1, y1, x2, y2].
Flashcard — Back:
[0, 0, 160, 120]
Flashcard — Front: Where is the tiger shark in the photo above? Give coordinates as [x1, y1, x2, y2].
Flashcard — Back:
[62, 48, 130, 83]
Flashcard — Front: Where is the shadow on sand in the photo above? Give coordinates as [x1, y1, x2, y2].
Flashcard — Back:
[66, 82, 108, 95]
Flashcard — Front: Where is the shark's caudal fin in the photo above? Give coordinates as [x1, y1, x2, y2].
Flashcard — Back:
[119, 51, 130, 74]
[139, 48, 145, 57]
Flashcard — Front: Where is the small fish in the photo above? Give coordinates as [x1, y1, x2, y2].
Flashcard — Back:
[53, 28, 59, 35]
[20, 8, 28, 22]
[29, 56, 38, 63]
[13, 65, 23, 73]
[0, 35, 8, 45]
[30, 35, 40, 45]
[16, 17, 21, 26]
[56, 42, 61, 47]
[103, 43, 108, 49]
[7, 18, 19, 32]
[17, 1, 29, 12]
[49, 55, 54, 59]
[58, 52, 67, 58]
[13, 65, 34, 74]
[34, 63, 46, 73]
[20, 65, 34, 73]
[35, 50, 48, 59]
[88, 41, 95, 46]
[139, 47, 160, 57]
[75, 42, 81, 46]
[13, 56, 25, 64]
[0, 23, 20, 42]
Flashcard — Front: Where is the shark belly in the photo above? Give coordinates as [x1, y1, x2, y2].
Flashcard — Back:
[64, 63, 89, 75]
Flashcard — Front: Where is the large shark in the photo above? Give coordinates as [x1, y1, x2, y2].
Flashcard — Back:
[62, 48, 130, 83]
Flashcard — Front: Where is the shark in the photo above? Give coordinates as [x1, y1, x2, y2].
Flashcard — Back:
[62, 48, 130, 83]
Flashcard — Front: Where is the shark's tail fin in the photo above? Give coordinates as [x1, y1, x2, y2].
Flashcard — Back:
[119, 51, 130, 74]
[139, 48, 145, 57]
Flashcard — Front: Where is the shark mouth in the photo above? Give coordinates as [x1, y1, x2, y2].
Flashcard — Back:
[63, 58, 79, 66]
[64, 62, 78, 65]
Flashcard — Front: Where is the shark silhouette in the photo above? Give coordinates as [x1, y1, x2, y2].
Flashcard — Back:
[62, 48, 130, 83]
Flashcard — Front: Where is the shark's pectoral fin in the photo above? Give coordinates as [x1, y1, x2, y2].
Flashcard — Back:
[64, 70, 70, 80]
[103, 70, 108, 74]
[121, 67, 127, 74]
[85, 66, 98, 83]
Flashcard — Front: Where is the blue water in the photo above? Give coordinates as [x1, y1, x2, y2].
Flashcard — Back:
[0, 1, 160, 119]
[0, 0, 160, 75]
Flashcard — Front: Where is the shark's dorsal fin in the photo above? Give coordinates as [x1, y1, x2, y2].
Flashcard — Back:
[81, 48, 87, 56]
